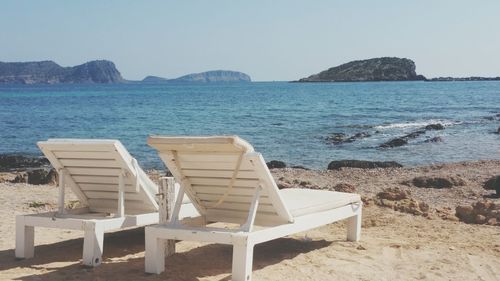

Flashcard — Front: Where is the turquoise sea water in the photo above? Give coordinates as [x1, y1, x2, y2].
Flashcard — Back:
[0, 81, 499, 169]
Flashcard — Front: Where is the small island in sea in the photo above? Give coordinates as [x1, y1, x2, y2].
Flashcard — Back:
[296, 57, 426, 82]
[142, 70, 251, 83]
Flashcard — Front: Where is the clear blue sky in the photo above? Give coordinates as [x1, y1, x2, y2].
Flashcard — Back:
[1, 0, 500, 81]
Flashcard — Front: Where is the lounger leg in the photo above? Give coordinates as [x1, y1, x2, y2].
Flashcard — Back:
[145, 227, 165, 274]
[15, 216, 35, 259]
[347, 206, 362, 242]
[82, 221, 104, 267]
[232, 238, 254, 281]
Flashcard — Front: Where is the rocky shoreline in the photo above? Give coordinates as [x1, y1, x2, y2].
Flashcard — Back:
[1, 154, 498, 226]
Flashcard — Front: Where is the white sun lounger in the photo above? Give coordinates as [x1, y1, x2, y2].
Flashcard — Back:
[15, 139, 197, 266]
[144, 136, 362, 281]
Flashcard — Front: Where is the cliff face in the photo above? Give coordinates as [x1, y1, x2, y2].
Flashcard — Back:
[298, 57, 426, 82]
[172, 70, 251, 82]
[0, 60, 124, 84]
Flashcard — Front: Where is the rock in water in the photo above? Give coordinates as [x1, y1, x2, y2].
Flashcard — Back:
[327, 160, 402, 170]
[0, 60, 124, 84]
[425, 123, 445, 130]
[297, 57, 426, 82]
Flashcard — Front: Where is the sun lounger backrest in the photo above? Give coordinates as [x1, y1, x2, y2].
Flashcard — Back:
[38, 139, 158, 215]
[148, 136, 293, 226]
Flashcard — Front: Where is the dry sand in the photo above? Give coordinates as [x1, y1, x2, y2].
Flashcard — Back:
[0, 161, 499, 281]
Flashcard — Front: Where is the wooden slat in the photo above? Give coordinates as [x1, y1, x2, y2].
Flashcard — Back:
[53, 151, 117, 159]
[40, 143, 114, 152]
[182, 169, 258, 179]
[205, 209, 284, 226]
[197, 193, 271, 204]
[73, 175, 134, 185]
[177, 153, 240, 163]
[191, 185, 268, 196]
[67, 167, 122, 176]
[79, 183, 137, 193]
[88, 199, 156, 213]
[85, 191, 144, 201]
[180, 160, 254, 170]
[189, 177, 259, 187]
[201, 201, 276, 213]
[60, 159, 122, 168]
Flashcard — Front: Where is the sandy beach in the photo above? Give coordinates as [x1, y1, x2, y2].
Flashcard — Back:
[0, 160, 499, 281]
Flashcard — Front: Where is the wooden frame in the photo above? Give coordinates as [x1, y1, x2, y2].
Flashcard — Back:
[145, 136, 362, 281]
[15, 139, 161, 267]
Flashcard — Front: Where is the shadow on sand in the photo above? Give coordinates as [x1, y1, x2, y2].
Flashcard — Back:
[0, 227, 333, 281]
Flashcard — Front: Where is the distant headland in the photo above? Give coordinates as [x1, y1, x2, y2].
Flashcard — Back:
[296, 57, 426, 82]
[296, 57, 500, 83]
[0, 60, 251, 84]
[0, 60, 124, 84]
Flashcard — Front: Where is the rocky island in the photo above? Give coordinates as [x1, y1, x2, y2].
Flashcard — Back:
[297, 57, 426, 82]
[0, 60, 124, 84]
[171, 70, 251, 83]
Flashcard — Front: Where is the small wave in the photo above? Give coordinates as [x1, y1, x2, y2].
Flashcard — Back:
[374, 120, 460, 130]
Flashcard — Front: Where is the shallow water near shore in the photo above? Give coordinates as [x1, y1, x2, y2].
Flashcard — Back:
[0, 81, 499, 169]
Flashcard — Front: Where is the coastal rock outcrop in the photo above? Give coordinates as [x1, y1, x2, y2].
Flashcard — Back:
[379, 123, 445, 148]
[266, 160, 287, 169]
[327, 160, 403, 170]
[455, 201, 499, 226]
[325, 132, 371, 145]
[375, 187, 430, 216]
[405, 175, 466, 189]
[0, 60, 124, 84]
[0, 154, 49, 172]
[484, 176, 500, 197]
[298, 57, 426, 82]
[172, 70, 251, 83]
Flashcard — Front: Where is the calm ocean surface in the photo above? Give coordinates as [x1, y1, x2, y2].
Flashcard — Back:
[0, 81, 499, 169]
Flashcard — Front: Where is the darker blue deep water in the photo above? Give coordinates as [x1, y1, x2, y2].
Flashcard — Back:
[0, 81, 499, 169]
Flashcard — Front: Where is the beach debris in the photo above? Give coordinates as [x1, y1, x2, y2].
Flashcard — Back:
[325, 131, 371, 145]
[356, 245, 367, 250]
[26, 168, 58, 185]
[404, 175, 466, 189]
[266, 160, 286, 169]
[375, 187, 430, 216]
[327, 160, 403, 170]
[455, 200, 500, 226]
[28, 201, 48, 208]
[483, 175, 500, 197]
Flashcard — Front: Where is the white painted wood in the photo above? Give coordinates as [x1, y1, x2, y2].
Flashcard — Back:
[117, 170, 125, 217]
[68, 167, 122, 176]
[53, 151, 116, 159]
[72, 175, 134, 185]
[241, 187, 261, 232]
[182, 169, 258, 179]
[145, 136, 363, 280]
[84, 191, 143, 201]
[232, 237, 254, 281]
[58, 168, 66, 214]
[15, 216, 34, 259]
[82, 222, 104, 267]
[60, 159, 122, 168]
[144, 227, 165, 274]
[347, 205, 362, 242]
